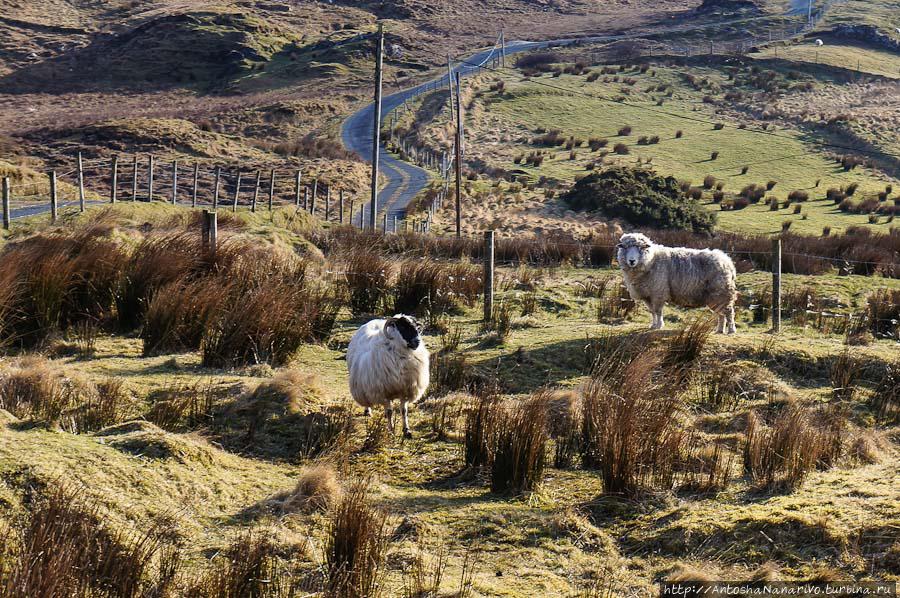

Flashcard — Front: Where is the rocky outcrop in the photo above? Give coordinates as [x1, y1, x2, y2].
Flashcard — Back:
[831, 24, 900, 52]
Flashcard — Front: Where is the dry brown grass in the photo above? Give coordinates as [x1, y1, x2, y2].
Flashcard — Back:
[490, 391, 550, 494]
[283, 465, 343, 513]
[323, 479, 388, 598]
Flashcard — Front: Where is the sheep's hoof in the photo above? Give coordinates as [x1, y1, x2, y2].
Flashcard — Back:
[403, 429, 413, 440]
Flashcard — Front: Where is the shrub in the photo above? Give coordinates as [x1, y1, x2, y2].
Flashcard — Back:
[0, 360, 73, 425]
[713, 123, 724, 130]
[766, 180, 777, 190]
[872, 359, 899, 423]
[675, 130, 683, 138]
[661, 318, 713, 376]
[189, 532, 291, 597]
[392, 259, 481, 319]
[743, 406, 842, 491]
[563, 167, 715, 233]
[581, 351, 686, 496]
[788, 190, 809, 202]
[826, 187, 845, 203]
[703, 175, 716, 189]
[782, 221, 792, 232]
[637, 136, 649, 145]
[867, 289, 900, 340]
[710, 151, 719, 160]
[688, 187, 703, 200]
[0, 483, 159, 597]
[741, 165, 749, 175]
[738, 184, 766, 203]
[283, 465, 342, 513]
[490, 392, 550, 494]
[846, 182, 859, 196]
[588, 137, 608, 151]
[793, 205, 802, 215]
[617, 126, 632, 136]
[344, 250, 393, 316]
[613, 142, 629, 155]
[324, 480, 388, 598]
[712, 191, 724, 203]
[464, 394, 501, 468]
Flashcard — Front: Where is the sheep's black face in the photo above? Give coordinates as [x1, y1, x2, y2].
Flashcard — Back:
[388, 315, 422, 350]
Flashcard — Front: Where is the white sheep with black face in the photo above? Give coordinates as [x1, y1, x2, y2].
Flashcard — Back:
[346, 314, 429, 438]
[616, 233, 738, 334]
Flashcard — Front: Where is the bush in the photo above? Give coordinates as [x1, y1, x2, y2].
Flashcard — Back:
[283, 465, 343, 513]
[324, 480, 388, 598]
[787, 190, 809, 202]
[344, 250, 393, 316]
[562, 167, 715, 233]
[743, 406, 843, 491]
[392, 259, 481, 320]
[739, 184, 766, 203]
[490, 392, 549, 494]
[581, 351, 686, 496]
[617, 126, 632, 136]
[675, 130, 683, 138]
[741, 165, 749, 175]
[710, 151, 719, 160]
[0, 483, 159, 597]
[703, 175, 716, 189]
[464, 394, 501, 469]
[613, 142, 629, 155]
[766, 180, 777, 190]
[588, 137, 608, 151]
[713, 123, 724, 130]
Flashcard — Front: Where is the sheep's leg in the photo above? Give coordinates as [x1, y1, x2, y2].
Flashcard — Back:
[644, 301, 657, 329]
[651, 303, 665, 330]
[715, 313, 725, 334]
[725, 304, 736, 334]
[384, 404, 395, 433]
[401, 401, 412, 439]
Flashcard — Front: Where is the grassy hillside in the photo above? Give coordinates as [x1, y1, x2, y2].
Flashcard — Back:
[421, 52, 899, 235]
[1, 203, 898, 595]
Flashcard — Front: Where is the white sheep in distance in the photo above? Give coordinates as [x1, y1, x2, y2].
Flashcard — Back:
[616, 233, 738, 334]
[346, 315, 429, 438]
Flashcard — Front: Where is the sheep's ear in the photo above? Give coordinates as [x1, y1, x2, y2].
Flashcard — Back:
[384, 317, 396, 329]
[411, 317, 423, 333]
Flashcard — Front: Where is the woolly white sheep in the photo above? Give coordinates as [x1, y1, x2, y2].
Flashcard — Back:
[616, 233, 737, 334]
[815, 39, 824, 46]
[346, 314, 429, 438]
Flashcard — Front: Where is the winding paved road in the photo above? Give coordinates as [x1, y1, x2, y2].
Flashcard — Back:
[340, 40, 547, 227]
[340, 12, 822, 226]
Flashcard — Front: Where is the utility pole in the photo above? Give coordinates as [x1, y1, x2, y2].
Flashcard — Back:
[369, 22, 385, 230]
[454, 71, 463, 238]
[500, 29, 506, 68]
[807, 0, 813, 27]
[447, 54, 456, 129]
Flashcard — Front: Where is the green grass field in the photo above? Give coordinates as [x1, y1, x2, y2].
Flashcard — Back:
[458, 60, 898, 235]
[755, 37, 900, 79]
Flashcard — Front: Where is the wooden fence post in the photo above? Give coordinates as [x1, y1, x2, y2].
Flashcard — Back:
[484, 230, 495, 322]
[2, 177, 10, 230]
[382, 211, 387, 234]
[49, 171, 58, 222]
[192, 163, 199, 208]
[251, 171, 261, 213]
[268, 169, 275, 211]
[131, 155, 138, 201]
[349, 200, 354, 227]
[311, 179, 318, 215]
[147, 155, 154, 202]
[339, 189, 344, 224]
[202, 209, 217, 256]
[213, 166, 221, 209]
[171, 160, 178, 205]
[772, 238, 782, 332]
[303, 187, 309, 211]
[110, 156, 118, 204]
[325, 186, 330, 221]
[294, 170, 301, 206]
[232, 171, 241, 212]
[77, 152, 85, 213]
